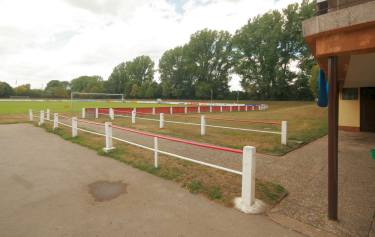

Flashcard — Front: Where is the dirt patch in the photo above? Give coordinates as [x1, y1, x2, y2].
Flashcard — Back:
[88, 181, 128, 202]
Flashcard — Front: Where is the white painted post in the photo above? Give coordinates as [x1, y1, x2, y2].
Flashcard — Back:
[238, 105, 240, 111]
[53, 113, 58, 130]
[81, 108, 86, 119]
[152, 107, 156, 115]
[95, 108, 99, 119]
[109, 108, 114, 120]
[72, 117, 77, 137]
[252, 106, 255, 111]
[220, 106, 223, 112]
[281, 121, 288, 145]
[103, 122, 115, 152]
[209, 106, 212, 113]
[170, 106, 173, 115]
[200, 115, 206, 136]
[230, 106, 232, 112]
[39, 110, 44, 126]
[159, 113, 164, 128]
[240, 146, 256, 210]
[46, 109, 50, 120]
[131, 110, 136, 124]
[245, 105, 248, 112]
[154, 137, 158, 168]
[29, 109, 33, 121]
[134, 107, 137, 113]
[184, 106, 188, 114]
[198, 106, 201, 113]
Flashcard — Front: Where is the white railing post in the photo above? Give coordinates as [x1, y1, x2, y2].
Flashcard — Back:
[154, 137, 158, 168]
[159, 113, 164, 128]
[131, 110, 136, 124]
[170, 107, 173, 115]
[198, 106, 201, 113]
[252, 106, 255, 111]
[109, 108, 114, 120]
[152, 107, 156, 115]
[53, 113, 58, 130]
[238, 105, 240, 111]
[95, 108, 99, 119]
[200, 115, 206, 136]
[103, 122, 115, 153]
[29, 109, 33, 121]
[46, 109, 50, 120]
[220, 106, 223, 112]
[234, 146, 264, 214]
[281, 121, 288, 145]
[230, 106, 232, 112]
[82, 108, 86, 119]
[209, 106, 212, 113]
[245, 105, 248, 112]
[39, 110, 44, 126]
[72, 117, 77, 138]
[184, 106, 188, 114]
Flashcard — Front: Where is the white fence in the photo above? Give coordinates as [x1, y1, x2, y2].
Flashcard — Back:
[29, 109, 265, 214]
[93, 109, 287, 145]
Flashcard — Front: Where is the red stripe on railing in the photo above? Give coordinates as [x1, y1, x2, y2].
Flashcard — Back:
[111, 124, 242, 154]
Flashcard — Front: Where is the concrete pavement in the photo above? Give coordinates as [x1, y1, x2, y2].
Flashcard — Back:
[0, 124, 303, 237]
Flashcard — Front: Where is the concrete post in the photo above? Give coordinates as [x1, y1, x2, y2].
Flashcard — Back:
[200, 115, 206, 136]
[82, 108, 86, 119]
[159, 113, 164, 128]
[29, 109, 33, 121]
[198, 106, 201, 113]
[95, 108, 99, 119]
[109, 108, 114, 120]
[281, 121, 288, 145]
[103, 122, 115, 153]
[242, 146, 256, 207]
[154, 137, 158, 168]
[53, 113, 58, 130]
[152, 107, 156, 115]
[72, 117, 77, 137]
[170, 107, 173, 115]
[46, 109, 50, 120]
[184, 106, 187, 114]
[39, 110, 44, 126]
[131, 110, 136, 124]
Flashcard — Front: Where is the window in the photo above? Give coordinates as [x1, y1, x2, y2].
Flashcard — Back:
[341, 88, 358, 100]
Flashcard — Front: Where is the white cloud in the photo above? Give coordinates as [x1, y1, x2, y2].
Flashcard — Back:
[0, 0, 301, 90]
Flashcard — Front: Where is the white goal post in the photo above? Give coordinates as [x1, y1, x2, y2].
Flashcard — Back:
[70, 92, 125, 103]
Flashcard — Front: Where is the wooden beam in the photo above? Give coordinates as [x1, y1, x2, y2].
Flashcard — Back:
[328, 56, 339, 220]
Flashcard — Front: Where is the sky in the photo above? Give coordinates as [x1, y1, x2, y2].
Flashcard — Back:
[0, 0, 300, 91]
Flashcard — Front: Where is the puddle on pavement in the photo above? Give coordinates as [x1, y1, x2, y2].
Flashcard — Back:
[88, 181, 128, 202]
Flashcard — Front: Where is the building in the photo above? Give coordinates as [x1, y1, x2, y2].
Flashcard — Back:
[302, 0, 375, 219]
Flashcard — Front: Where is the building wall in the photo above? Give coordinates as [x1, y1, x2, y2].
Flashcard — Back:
[339, 88, 360, 131]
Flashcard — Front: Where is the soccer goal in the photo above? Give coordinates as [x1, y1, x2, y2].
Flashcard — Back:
[70, 92, 124, 103]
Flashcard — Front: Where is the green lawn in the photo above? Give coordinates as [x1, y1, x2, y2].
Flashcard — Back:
[0, 100, 169, 115]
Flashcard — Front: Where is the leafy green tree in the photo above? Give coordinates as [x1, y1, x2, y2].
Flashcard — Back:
[186, 29, 233, 99]
[44, 80, 70, 98]
[233, 0, 315, 100]
[70, 76, 104, 93]
[14, 84, 31, 96]
[159, 46, 194, 99]
[0, 82, 14, 98]
[106, 55, 155, 98]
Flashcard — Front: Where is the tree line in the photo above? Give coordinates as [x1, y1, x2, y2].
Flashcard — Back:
[0, 1, 315, 100]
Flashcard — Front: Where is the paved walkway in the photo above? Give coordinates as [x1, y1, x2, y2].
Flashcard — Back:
[0, 124, 302, 237]
[59, 117, 375, 236]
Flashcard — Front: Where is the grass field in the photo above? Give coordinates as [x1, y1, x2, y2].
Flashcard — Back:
[82, 101, 328, 155]
[0, 100, 328, 155]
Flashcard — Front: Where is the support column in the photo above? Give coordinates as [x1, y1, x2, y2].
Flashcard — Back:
[328, 56, 339, 220]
